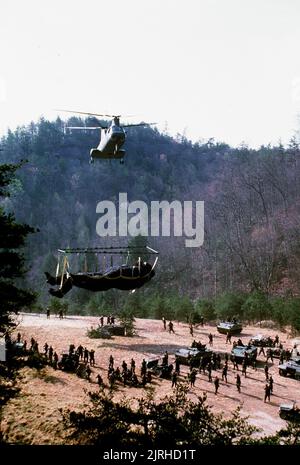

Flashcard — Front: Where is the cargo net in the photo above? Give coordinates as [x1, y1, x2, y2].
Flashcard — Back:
[45, 246, 159, 298]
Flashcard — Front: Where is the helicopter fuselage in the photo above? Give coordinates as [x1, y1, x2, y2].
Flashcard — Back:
[90, 120, 126, 160]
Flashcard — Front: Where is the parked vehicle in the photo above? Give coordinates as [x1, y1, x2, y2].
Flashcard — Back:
[278, 357, 300, 380]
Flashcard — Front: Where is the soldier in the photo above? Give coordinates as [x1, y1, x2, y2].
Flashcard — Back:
[147, 371, 152, 383]
[266, 349, 273, 363]
[269, 375, 274, 394]
[59, 309, 63, 320]
[99, 316, 104, 327]
[168, 321, 175, 334]
[23, 340, 27, 351]
[162, 316, 167, 330]
[130, 358, 136, 373]
[17, 332, 21, 343]
[69, 344, 75, 355]
[46, 308, 50, 319]
[163, 351, 169, 366]
[48, 346, 53, 362]
[190, 369, 196, 387]
[44, 342, 49, 355]
[226, 333, 231, 344]
[30, 337, 35, 349]
[77, 345, 83, 360]
[214, 376, 220, 395]
[207, 363, 212, 382]
[208, 333, 213, 346]
[264, 363, 269, 381]
[107, 315, 111, 325]
[224, 353, 229, 363]
[141, 359, 147, 376]
[109, 354, 114, 369]
[132, 373, 139, 387]
[258, 346, 266, 357]
[53, 352, 58, 369]
[175, 356, 180, 374]
[33, 341, 39, 353]
[86, 364, 92, 382]
[234, 356, 239, 371]
[200, 316, 204, 327]
[264, 383, 271, 402]
[236, 374, 241, 393]
[279, 353, 284, 365]
[252, 359, 257, 371]
[274, 334, 279, 347]
[97, 374, 103, 386]
[108, 371, 115, 388]
[122, 360, 128, 373]
[222, 365, 228, 383]
[242, 359, 247, 377]
[142, 373, 147, 387]
[189, 324, 194, 337]
[111, 315, 115, 325]
[89, 349, 95, 366]
[217, 354, 221, 369]
[84, 347, 89, 363]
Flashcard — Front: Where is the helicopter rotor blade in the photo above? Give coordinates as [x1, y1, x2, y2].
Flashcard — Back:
[65, 126, 103, 130]
[55, 109, 120, 118]
[122, 122, 157, 128]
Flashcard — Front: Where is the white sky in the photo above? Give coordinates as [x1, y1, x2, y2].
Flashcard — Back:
[1, 0, 300, 147]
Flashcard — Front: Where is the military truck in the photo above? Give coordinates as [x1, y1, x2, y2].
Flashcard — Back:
[175, 347, 212, 368]
[58, 352, 79, 372]
[249, 334, 276, 347]
[279, 402, 300, 422]
[231, 345, 257, 364]
[278, 357, 300, 380]
[217, 320, 243, 335]
[145, 356, 173, 379]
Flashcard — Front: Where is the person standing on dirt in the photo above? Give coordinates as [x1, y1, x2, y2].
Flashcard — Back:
[44, 342, 49, 355]
[207, 363, 212, 382]
[168, 321, 175, 334]
[214, 376, 220, 395]
[77, 345, 83, 360]
[53, 352, 58, 369]
[86, 364, 92, 382]
[208, 333, 213, 346]
[141, 359, 147, 376]
[89, 349, 95, 366]
[222, 365, 228, 383]
[189, 324, 194, 337]
[111, 315, 115, 325]
[190, 369, 196, 387]
[269, 375, 274, 394]
[162, 316, 167, 330]
[107, 316, 111, 325]
[84, 347, 89, 363]
[274, 334, 279, 347]
[264, 363, 269, 380]
[46, 308, 50, 319]
[48, 346, 53, 363]
[242, 359, 247, 377]
[130, 358, 136, 373]
[175, 356, 180, 374]
[236, 374, 241, 393]
[97, 374, 103, 387]
[258, 346, 266, 357]
[264, 383, 271, 402]
[99, 316, 104, 327]
[109, 354, 114, 369]
[171, 371, 177, 387]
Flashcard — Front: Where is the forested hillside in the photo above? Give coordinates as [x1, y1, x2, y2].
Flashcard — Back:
[1, 118, 300, 324]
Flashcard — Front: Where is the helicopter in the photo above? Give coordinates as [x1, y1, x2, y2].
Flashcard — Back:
[56, 110, 156, 164]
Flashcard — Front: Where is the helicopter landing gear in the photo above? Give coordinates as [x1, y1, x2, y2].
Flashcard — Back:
[120, 159, 125, 165]
[89, 157, 94, 164]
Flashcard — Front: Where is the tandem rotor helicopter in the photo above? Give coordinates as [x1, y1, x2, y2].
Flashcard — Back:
[56, 109, 156, 164]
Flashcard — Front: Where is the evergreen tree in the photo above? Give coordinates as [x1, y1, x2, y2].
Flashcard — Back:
[0, 162, 36, 333]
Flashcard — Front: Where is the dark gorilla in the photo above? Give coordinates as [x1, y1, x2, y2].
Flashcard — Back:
[45, 262, 155, 298]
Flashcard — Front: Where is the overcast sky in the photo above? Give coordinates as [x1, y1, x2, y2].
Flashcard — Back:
[1, 0, 300, 147]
